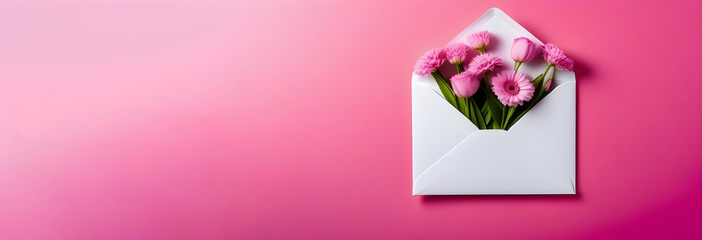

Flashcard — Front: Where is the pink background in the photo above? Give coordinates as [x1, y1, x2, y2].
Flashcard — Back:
[1, 0, 701, 239]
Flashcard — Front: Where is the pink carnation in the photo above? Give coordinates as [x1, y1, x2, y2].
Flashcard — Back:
[542, 43, 574, 71]
[491, 71, 535, 107]
[466, 53, 502, 76]
[466, 30, 490, 50]
[413, 48, 446, 76]
[450, 71, 480, 98]
[444, 43, 471, 65]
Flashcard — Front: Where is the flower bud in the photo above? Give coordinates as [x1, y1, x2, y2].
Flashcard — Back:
[510, 37, 539, 63]
[450, 72, 480, 98]
[544, 78, 555, 91]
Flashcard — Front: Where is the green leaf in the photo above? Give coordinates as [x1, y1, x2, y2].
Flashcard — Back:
[482, 104, 493, 128]
[501, 106, 507, 129]
[431, 71, 458, 110]
[466, 98, 477, 126]
[502, 106, 516, 129]
[470, 97, 486, 129]
[459, 96, 470, 119]
[491, 119, 500, 129]
[480, 79, 503, 127]
[483, 106, 492, 125]
[508, 74, 545, 128]
[480, 103, 489, 114]
[507, 104, 527, 129]
[462, 98, 476, 128]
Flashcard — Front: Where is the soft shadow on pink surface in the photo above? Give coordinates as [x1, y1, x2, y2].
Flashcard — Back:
[573, 53, 595, 195]
[422, 193, 581, 204]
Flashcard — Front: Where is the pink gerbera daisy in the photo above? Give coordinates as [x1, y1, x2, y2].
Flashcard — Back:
[413, 48, 446, 76]
[542, 43, 574, 72]
[444, 43, 471, 65]
[466, 53, 502, 77]
[466, 30, 490, 51]
[491, 71, 535, 107]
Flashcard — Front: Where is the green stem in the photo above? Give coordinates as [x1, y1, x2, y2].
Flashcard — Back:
[502, 106, 516, 129]
[536, 64, 555, 99]
[454, 63, 465, 74]
[465, 97, 474, 124]
[544, 66, 557, 91]
[469, 97, 486, 129]
[479, 75, 504, 127]
[514, 61, 523, 71]
[459, 97, 470, 119]
[501, 106, 507, 129]
[481, 103, 491, 126]
[542, 64, 554, 82]
[509, 66, 551, 129]
[461, 97, 480, 129]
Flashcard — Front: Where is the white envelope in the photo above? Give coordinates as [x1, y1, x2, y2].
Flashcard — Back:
[412, 8, 576, 195]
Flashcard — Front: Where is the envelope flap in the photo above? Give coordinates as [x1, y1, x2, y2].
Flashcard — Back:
[509, 81, 576, 186]
[413, 130, 574, 195]
[412, 74, 477, 180]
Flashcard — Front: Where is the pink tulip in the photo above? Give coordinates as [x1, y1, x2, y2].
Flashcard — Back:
[510, 37, 539, 63]
[450, 72, 480, 98]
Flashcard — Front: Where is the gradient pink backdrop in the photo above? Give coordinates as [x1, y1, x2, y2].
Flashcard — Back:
[1, 0, 701, 239]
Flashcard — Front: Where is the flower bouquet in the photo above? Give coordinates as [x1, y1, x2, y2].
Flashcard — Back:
[411, 8, 577, 195]
[414, 32, 574, 130]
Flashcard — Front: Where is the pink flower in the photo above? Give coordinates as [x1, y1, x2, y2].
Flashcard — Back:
[510, 37, 540, 62]
[450, 72, 480, 98]
[444, 43, 471, 65]
[466, 53, 502, 76]
[466, 31, 490, 51]
[413, 48, 446, 76]
[542, 43, 574, 71]
[491, 71, 535, 107]
[544, 78, 555, 91]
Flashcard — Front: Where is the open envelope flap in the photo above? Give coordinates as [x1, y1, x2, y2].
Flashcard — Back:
[413, 82, 576, 195]
[412, 73, 478, 180]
